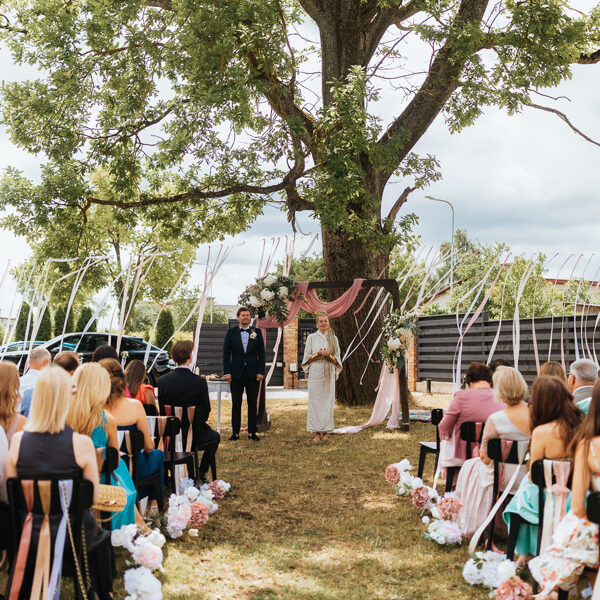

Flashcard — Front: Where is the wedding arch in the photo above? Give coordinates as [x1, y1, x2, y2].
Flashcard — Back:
[256, 277, 411, 431]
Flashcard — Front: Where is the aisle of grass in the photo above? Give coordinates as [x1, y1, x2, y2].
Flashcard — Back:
[125, 394, 484, 600]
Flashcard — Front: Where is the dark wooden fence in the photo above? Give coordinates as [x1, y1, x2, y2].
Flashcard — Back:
[193, 321, 284, 386]
[417, 313, 600, 384]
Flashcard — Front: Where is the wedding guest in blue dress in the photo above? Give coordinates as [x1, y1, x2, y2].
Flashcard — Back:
[503, 375, 582, 560]
[99, 358, 164, 517]
[66, 362, 141, 529]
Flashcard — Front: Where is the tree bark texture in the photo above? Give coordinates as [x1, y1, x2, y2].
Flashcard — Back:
[321, 224, 389, 405]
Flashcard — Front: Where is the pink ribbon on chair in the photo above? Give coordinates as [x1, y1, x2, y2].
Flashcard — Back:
[540, 459, 571, 553]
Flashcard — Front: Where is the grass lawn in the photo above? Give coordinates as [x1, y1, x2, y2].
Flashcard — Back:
[121, 392, 485, 600]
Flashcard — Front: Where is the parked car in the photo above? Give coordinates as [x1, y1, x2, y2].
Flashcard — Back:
[1, 333, 171, 385]
[0, 341, 45, 353]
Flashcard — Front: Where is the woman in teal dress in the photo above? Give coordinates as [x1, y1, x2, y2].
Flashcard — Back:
[503, 375, 583, 558]
[67, 362, 140, 529]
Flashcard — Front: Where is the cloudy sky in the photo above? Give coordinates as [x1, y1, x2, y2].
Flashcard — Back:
[0, 3, 599, 315]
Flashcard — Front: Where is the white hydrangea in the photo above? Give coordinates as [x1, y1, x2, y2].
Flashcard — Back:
[111, 524, 138, 551]
[249, 295, 262, 308]
[495, 560, 517, 587]
[263, 275, 276, 286]
[260, 289, 275, 302]
[184, 486, 200, 501]
[462, 551, 507, 588]
[145, 530, 166, 548]
[387, 338, 401, 351]
[165, 525, 183, 539]
[124, 566, 162, 600]
[278, 286, 289, 298]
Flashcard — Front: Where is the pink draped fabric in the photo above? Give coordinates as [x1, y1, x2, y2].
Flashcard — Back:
[256, 279, 366, 330]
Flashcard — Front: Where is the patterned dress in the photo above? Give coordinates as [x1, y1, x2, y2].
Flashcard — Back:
[529, 448, 600, 595]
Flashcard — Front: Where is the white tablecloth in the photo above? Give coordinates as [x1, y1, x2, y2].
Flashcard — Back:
[207, 380, 231, 433]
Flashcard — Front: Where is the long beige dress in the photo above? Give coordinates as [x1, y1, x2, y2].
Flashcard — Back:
[302, 330, 342, 432]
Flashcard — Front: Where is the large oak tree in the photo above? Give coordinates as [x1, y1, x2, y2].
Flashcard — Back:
[0, 0, 599, 402]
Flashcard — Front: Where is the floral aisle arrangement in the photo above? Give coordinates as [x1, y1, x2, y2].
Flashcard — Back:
[384, 460, 463, 546]
[462, 552, 532, 598]
[380, 311, 417, 372]
[238, 273, 298, 324]
[111, 479, 232, 599]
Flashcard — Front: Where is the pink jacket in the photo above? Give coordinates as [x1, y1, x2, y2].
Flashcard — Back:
[438, 388, 504, 461]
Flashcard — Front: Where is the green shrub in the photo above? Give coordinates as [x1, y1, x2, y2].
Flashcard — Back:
[155, 308, 174, 352]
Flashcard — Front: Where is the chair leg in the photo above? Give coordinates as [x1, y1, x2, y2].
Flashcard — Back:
[445, 467, 458, 493]
[210, 451, 217, 481]
[557, 588, 569, 600]
[170, 462, 177, 496]
[486, 513, 496, 551]
[506, 514, 521, 560]
[418, 446, 427, 479]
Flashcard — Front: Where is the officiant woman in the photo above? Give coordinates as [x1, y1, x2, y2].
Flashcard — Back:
[302, 310, 342, 442]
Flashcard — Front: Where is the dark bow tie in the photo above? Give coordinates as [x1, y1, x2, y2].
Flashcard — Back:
[241, 328, 250, 332]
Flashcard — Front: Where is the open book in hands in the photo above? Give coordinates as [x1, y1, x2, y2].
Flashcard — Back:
[308, 352, 338, 366]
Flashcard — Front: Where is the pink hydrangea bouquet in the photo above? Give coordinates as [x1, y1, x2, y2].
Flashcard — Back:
[495, 577, 533, 600]
[411, 486, 437, 511]
[437, 492, 462, 520]
[424, 519, 463, 545]
[207, 480, 231, 500]
[385, 459, 412, 484]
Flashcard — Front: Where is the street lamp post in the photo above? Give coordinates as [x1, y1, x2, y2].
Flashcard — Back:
[425, 195, 455, 296]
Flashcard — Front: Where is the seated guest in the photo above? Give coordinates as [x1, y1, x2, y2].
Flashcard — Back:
[568, 358, 598, 413]
[438, 362, 503, 469]
[455, 367, 531, 537]
[92, 344, 119, 362]
[158, 340, 220, 482]
[19, 347, 51, 417]
[539, 360, 567, 382]
[53, 350, 80, 375]
[6, 366, 111, 598]
[529, 379, 600, 596]
[67, 362, 142, 530]
[488, 358, 512, 374]
[125, 359, 157, 406]
[0, 362, 27, 445]
[100, 358, 163, 516]
[503, 375, 582, 561]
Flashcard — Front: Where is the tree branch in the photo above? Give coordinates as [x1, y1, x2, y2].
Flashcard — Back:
[578, 49, 600, 64]
[386, 186, 415, 227]
[526, 102, 600, 147]
[298, 0, 324, 25]
[377, 0, 489, 184]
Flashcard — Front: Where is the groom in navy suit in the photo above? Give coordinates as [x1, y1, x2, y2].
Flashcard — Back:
[223, 306, 265, 441]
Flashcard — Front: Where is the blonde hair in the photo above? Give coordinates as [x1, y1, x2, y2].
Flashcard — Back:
[0, 362, 20, 430]
[315, 310, 339, 356]
[493, 366, 528, 406]
[25, 366, 72, 434]
[67, 363, 111, 436]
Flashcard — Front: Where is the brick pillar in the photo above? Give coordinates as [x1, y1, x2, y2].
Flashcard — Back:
[407, 334, 418, 392]
[283, 319, 299, 389]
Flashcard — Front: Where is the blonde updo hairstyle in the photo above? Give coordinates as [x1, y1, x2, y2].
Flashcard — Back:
[67, 362, 111, 436]
[315, 309, 339, 356]
[493, 366, 528, 406]
[98, 358, 126, 407]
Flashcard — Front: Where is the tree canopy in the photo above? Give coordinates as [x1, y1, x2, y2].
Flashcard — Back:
[1, 0, 599, 401]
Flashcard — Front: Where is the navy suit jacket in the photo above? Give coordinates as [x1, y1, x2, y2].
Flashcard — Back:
[223, 326, 265, 380]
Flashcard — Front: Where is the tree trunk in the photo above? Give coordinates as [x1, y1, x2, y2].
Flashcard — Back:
[321, 224, 389, 406]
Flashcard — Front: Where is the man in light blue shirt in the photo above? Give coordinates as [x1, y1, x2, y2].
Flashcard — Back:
[19, 347, 51, 417]
[568, 358, 598, 414]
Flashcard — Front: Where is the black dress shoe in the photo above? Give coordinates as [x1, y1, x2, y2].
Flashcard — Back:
[248, 433, 260, 441]
[228, 434, 239, 441]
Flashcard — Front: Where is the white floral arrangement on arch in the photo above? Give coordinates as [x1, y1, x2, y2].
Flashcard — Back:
[381, 311, 417, 372]
[238, 273, 299, 324]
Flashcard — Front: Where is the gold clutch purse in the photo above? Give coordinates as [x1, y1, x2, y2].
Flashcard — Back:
[92, 483, 127, 513]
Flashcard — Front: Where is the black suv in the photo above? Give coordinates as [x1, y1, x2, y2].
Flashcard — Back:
[3, 333, 171, 385]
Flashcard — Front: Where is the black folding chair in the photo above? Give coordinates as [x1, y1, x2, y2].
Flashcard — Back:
[143, 403, 159, 417]
[487, 438, 530, 550]
[119, 428, 164, 511]
[155, 415, 198, 494]
[418, 409, 443, 484]
[5, 477, 112, 600]
[164, 404, 218, 482]
[445, 421, 485, 492]
[506, 459, 572, 600]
